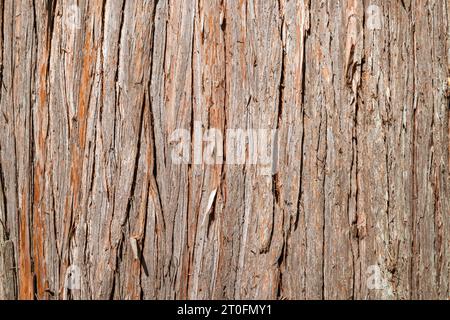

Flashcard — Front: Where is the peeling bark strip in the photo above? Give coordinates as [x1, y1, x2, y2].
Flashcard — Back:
[0, 0, 449, 300]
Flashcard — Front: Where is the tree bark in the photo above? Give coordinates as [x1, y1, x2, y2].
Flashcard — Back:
[0, 0, 449, 300]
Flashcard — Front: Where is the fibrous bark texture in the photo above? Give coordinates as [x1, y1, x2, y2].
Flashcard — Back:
[0, 0, 449, 300]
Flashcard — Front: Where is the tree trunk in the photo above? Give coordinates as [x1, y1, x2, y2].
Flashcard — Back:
[0, 0, 449, 300]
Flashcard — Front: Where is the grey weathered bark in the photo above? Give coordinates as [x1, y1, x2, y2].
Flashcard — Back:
[0, 0, 449, 300]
